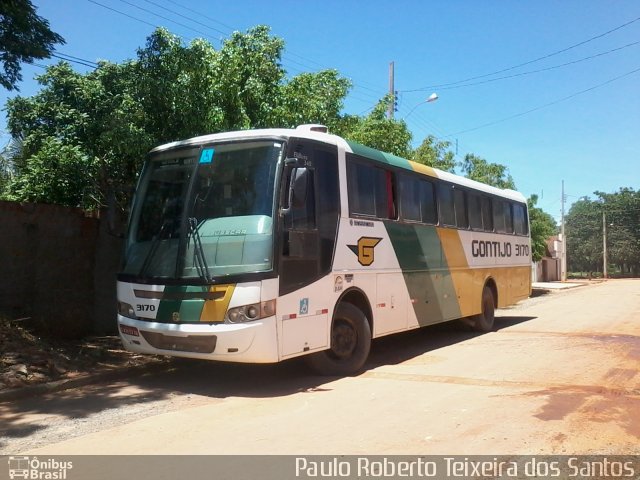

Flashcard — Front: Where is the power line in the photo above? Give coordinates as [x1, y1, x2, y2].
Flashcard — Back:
[87, 0, 387, 103]
[25, 61, 49, 70]
[159, 0, 237, 34]
[51, 52, 99, 69]
[444, 65, 640, 137]
[55, 52, 99, 67]
[403, 14, 640, 92]
[418, 39, 640, 92]
[148, 0, 387, 96]
[142, 0, 228, 37]
[116, 0, 221, 45]
[87, 0, 160, 30]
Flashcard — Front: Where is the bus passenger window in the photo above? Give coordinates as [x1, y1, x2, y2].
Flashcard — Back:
[347, 158, 393, 220]
[493, 199, 508, 233]
[399, 174, 436, 224]
[468, 193, 483, 230]
[399, 174, 421, 222]
[504, 201, 514, 233]
[454, 189, 468, 228]
[481, 196, 493, 232]
[420, 180, 437, 224]
[513, 203, 528, 235]
[438, 184, 456, 226]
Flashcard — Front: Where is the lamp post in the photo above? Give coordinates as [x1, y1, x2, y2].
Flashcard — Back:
[402, 93, 439, 120]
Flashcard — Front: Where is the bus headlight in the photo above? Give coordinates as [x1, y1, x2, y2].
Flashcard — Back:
[226, 300, 276, 323]
[118, 301, 136, 319]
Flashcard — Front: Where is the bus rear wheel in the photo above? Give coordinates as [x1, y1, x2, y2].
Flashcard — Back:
[472, 286, 495, 332]
[305, 303, 371, 376]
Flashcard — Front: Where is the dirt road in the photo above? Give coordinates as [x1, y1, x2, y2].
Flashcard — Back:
[1, 279, 639, 455]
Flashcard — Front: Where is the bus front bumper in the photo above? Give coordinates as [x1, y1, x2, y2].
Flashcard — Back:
[117, 314, 279, 363]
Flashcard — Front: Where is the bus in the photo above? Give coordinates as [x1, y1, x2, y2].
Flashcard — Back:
[117, 124, 531, 375]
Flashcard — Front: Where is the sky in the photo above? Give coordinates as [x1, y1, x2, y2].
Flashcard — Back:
[2, 0, 639, 223]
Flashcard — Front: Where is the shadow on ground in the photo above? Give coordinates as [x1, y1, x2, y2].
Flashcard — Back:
[0, 314, 537, 450]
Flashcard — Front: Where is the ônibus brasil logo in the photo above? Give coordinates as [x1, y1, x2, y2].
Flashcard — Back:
[8, 456, 73, 479]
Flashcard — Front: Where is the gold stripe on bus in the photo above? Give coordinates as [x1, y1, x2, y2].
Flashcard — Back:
[408, 161, 438, 178]
[200, 284, 236, 322]
[437, 228, 476, 317]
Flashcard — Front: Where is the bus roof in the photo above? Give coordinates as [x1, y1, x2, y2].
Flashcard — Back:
[150, 126, 526, 204]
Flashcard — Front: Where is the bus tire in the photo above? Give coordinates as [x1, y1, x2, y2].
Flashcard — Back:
[305, 303, 371, 376]
[472, 286, 495, 332]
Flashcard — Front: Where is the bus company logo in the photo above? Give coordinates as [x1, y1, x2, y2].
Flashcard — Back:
[8, 456, 73, 479]
[348, 237, 382, 266]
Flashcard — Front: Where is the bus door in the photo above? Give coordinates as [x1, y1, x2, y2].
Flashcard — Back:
[278, 140, 340, 357]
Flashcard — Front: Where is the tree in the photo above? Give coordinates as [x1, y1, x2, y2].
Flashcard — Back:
[0, 138, 21, 192]
[607, 227, 640, 275]
[460, 153, 515, 189]
[3, 137, 91, 206]
[1, 26, 354, 210]
[411, 135, 456, 172]
[528, 194, 557, 262]
[272, 70, 351, 129]
[337, 95, 413, 158]
[213, 25, 285, 130]
[566, 197, 606, 274]
[4, 61, 147, 210]
[0, 0, 65, 90]
[596, 188, 640, 275]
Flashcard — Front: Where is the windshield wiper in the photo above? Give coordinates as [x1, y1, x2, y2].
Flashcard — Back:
[189, 217, 213, 283]
[139, 220, 170, 278]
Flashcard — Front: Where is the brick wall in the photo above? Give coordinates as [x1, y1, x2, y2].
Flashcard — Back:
[0, 201, 123, 338]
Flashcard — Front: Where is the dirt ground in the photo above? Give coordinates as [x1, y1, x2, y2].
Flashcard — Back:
[1, 279, 639, 457]
[0, 318, 160, 392]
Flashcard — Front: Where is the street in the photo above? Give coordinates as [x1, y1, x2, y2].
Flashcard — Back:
[1, 279, 639, 455]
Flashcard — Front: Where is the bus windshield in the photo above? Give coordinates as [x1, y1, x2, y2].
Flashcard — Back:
[123, 140, 283, 281]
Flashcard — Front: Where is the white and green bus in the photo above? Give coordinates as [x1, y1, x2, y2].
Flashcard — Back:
[117, 125, 531, 375]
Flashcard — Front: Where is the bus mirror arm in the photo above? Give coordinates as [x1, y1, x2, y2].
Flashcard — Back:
[279, 180, 295, 217]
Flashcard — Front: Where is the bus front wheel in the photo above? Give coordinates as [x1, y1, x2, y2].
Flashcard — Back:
[472, 286, 495, 332]
[305, 303, 371, 376]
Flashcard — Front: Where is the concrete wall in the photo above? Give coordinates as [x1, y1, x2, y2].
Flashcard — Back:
[0, 201, 123, 338]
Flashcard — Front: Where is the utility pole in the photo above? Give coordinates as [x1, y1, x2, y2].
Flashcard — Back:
[603, 210, 608, 278]
[387, 61, 395, 119]
[561, 180, 567, 281]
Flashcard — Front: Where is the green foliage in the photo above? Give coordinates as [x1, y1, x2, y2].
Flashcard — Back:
[3, 137, 93, 206]
[460, 153, 515, 189]
[5, 61, 149, 209]
[566, 197, 605, 273]
[566, 188, 640, 275]
[411, 135, 456, 172]
[214, 25, 285, 130]
[337, 96, 413, 158]
[273, 70, 351, 129]
[1, 26, 354, 210]
[528, 194, 557, 262]
[0, 0, 65, 90]
[1, 22, 529, 226]
[0, 138, 20, 192]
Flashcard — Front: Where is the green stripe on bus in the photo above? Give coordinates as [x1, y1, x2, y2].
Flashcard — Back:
[346, 141, 413, 171]
[383, 222, 462, 325]
[156, 285, 207, 323]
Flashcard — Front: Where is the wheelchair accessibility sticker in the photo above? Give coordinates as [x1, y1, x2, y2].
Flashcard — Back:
[299, 298, 309, 315]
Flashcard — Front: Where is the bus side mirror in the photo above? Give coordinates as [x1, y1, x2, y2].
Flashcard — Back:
[280, 163, 310, 216]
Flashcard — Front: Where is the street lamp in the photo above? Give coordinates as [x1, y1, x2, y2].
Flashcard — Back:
[402, 93, 439, 120]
